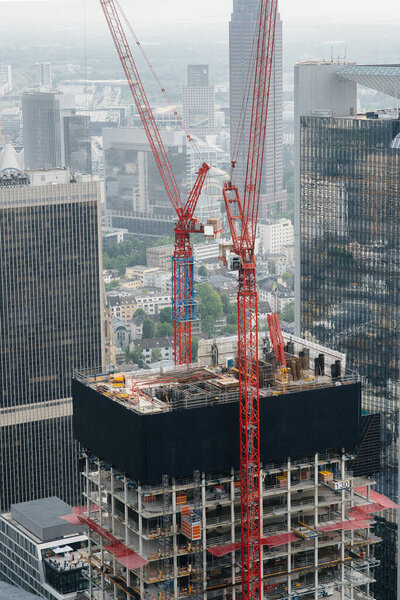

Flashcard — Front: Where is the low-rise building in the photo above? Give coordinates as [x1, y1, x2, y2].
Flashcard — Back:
[257, 218, 294, 254]
[108, 294, 137, 322]
[103, 269, 120, 284]
[135, 293, 171, 315]
[193, 241, 219, 262]
[125, 265, 160, 286]
[146, 244, 174, 269]
[132, 336, 174, 364]
[102, 227, 128, 247]
[0, 497, 88, 600]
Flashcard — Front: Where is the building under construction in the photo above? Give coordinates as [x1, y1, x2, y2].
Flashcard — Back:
[71, 336, 394, 600]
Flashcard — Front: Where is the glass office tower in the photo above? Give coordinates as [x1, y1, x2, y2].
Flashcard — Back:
[300, 111, 400, 600]
[229, 0, 287, 218]
[0, 168, 103, 511]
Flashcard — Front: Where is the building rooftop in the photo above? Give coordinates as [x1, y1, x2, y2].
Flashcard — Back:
[75, 334, 357, 417]
[10, 497, 83, 542]
[0, 583, 42, 600]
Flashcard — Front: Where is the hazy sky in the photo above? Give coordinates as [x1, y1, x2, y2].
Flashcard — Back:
[0, 0, 398, 26]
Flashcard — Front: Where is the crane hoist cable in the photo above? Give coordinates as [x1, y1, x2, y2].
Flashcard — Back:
[114, 0, 205, 164]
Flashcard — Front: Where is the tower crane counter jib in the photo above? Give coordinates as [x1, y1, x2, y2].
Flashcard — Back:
[100, 0, 212, 366]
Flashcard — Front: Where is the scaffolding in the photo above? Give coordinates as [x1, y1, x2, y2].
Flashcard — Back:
[78, 451, 386, 600]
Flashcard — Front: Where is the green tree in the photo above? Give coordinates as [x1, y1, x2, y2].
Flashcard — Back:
[197, 283, 223, 337]
[105, 280, 120, 292]
[191, 337, 199, 362]
[198, 265, 208, 277]
[134, 308, 145, 317]
[222, 324, 238, 335]
[156, 322, 174, 337]
[151, 348, 162, 363]
[202, 314, 216, 338]
[227, 310, 238, 326]
[159, 307, 172, 324]
[282, 301, 294, 323]
[221, 294, 231, 315]
[131, 346, 147, 369]
[142, 318, 156, 339]
[198, 284, 223, 321]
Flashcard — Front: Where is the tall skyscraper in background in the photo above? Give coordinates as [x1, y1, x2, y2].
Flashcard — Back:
[64, 114, 92, 174]
[294, 61, 358, 331]
[34, 62, 52, 88]
[0, 64, 12, 97]
[183, 65, 215, 141]
[22, 91, 75, 170]
[103, 127, 187, 235]
[296, 62, 400, 600]
[229, 0, 286, 219]
[0, 162, 103, 512]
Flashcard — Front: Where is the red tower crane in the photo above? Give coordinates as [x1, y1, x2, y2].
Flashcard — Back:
[222, 1, 278, 599]
[99, 0, 210, 365]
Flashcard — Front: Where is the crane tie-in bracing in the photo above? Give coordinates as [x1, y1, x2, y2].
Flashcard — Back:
[99, 0, 210, 366]
[222, 1, 278, 600]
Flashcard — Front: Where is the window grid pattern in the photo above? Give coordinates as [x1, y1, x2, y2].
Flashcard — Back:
[300, 114, 400, 600]
[0, 180, 103, 511]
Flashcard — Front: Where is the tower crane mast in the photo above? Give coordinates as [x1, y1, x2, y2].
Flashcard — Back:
[100, 0, 210, 365]
[223, 1, 278, 599]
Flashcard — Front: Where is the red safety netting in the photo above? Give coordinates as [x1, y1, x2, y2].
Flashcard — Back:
[347, 504, 383, 518]
[70, 513, 148, 568]
[73, 504, 99, 514]
[208, 543, 240, 557]
[319, 519, 372, 532]
[59, 505, 100, 525]
[104, 543, 148, 569]
[261, 532, 298, 547]
[208, 533, 298, 556]
[355, 488, 400, 510]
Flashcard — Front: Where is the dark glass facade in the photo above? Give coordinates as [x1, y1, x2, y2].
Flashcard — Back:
[300, 114, 400, 600]
[0, 177, 103, 511]
[64, 115, 92, 174]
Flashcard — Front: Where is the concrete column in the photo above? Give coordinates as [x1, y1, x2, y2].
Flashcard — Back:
[172, 479, 179, 600]
[287, 458, 292, 598]
[124, 476, 132, 599]
[138, 485, 144, 598]
[202, 473, 207, 600]
[314, 453, 319, 600]
[86, 456, 94, 600]
[260, 465, 264, 600]
[97, 461, 105, 600]
[231, 469, 236, 600]
[341, 451, 346, 600]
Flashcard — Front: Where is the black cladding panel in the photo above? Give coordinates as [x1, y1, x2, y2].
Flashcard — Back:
[73, 379, 361, 483]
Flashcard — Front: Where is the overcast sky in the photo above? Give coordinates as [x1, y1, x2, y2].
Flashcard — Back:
[0, 0, 398, 26]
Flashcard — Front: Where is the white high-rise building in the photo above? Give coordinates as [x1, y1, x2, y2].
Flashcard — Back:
[35, 62, 52, 88]
[257, 218, 294, 255]
[0, 64, 12, 96]
[182, 65, 215, 141]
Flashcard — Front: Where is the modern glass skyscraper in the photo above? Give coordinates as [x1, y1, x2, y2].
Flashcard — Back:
[0, 166, 103, 511]
[229, 0, 286, 219]
[63, 114, 92, 175]
[300, 110, 400, 600]
[22, 91, 75, 170]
